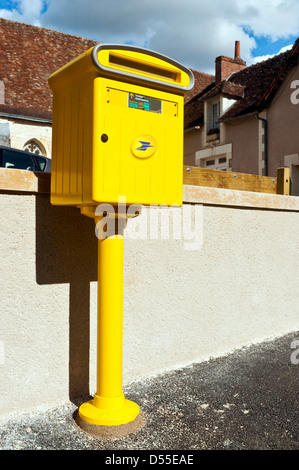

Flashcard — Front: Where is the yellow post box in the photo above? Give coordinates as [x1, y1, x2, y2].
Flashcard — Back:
[49, 43, 194, 208]
[49, 44, 194, 437]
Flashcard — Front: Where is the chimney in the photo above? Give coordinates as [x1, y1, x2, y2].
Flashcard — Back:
[215, 41, 246, 84]
[235, 40, 241, 59]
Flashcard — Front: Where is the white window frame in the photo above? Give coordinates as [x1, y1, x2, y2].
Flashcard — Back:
[206, 99, 220, 133]
[203, 155, 228, 170]
[195, 143, 232, 172]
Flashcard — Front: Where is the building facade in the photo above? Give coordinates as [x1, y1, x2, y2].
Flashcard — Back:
[184, 40, 299, 194]
[0, 18, 97, 157]
[0, 18, 214, 162]
[1, 19, 298, 194]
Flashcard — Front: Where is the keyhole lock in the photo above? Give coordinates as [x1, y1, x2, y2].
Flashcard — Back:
[101, 134, 109, 143]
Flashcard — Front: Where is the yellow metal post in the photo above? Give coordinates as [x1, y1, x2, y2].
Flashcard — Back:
[78, 212, 140, 428]
[97, 233, 124, 401]
[48, 44, 194, 436]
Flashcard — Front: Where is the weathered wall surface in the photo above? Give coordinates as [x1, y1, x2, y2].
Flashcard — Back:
[0, 186, 298, 421]
[183, 128, 203, 166]
[0, 117, 52, 157]
[225, 115, 259, 175]
[268, 65, 299, 176]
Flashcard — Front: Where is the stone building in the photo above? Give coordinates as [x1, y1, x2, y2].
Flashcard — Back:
[1, 18, 298, 194]
[184, 40, 299, 194]
[0, 18, 97, 157]
[0, 17, 213, 162]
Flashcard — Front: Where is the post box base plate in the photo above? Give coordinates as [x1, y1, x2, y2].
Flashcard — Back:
[77, 396, 140, 425]
[75, 399, 143, 438]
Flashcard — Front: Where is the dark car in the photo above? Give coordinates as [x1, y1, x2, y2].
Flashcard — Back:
[0, 146, 51, 172]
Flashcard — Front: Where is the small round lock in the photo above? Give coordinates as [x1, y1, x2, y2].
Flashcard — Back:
[101, 134, 108, 143]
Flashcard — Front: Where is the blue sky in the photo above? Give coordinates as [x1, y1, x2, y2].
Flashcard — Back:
[252, 36, 296, 57]
[0, 0, 298, 72]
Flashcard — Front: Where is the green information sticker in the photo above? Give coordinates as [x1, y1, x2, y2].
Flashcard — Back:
[128, 93, 162, 113]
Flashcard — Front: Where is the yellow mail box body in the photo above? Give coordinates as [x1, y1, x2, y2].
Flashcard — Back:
[49, 44, 194, 207]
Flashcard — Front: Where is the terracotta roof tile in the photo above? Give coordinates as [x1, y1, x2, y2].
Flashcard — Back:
[0, 18, 97, 120]
[2, 18, 296, 128]
[184, 69, 214, 103]
[0, 18, 213, 120]
[200, 80, 244, 101]
[257, 36, 299, 108]
[184, 100, 205, 128]
[220, 50, 292, 121]
[184, 82, 214, 128]
[184, 39, 299, 127]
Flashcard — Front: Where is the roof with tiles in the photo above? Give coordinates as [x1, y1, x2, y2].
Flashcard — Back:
[185, 38, 299, 129]
[184, 69, 214, 103]
[0, 18, 97, 120]
[0, 18, 213, 121]
[1, 18, 297, 128]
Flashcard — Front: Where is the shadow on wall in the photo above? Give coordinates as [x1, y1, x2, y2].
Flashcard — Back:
[35, 194, 97, 402]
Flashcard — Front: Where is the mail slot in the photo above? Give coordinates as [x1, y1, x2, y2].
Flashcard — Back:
[48, 44, 194, 207]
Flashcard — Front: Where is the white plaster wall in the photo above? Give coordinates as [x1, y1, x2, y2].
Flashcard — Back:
[0, 193, 298, 421]
[0, 195, 69, 418]
[0, 118, 52, 157]
[123, 204, 299, 380]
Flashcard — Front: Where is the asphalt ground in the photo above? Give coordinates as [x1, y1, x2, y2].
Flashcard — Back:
[0, 331, 298, 454]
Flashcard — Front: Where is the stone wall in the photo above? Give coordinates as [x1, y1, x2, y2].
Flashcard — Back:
[0, 172, 298, 421]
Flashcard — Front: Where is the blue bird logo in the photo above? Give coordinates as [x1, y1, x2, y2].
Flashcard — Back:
[137, 141, 154, 151]
[131, 135, 156, 158]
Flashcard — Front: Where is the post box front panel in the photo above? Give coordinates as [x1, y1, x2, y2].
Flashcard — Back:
[89, 77, 184, 206]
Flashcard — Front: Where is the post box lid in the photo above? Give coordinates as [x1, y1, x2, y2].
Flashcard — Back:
[91, 43, 194, 93]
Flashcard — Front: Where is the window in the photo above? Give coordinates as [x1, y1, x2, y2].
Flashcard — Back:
[23, 139, 45, 156]
[207, 101, 220, 133]
[203, 156, 227, 171]
[212, 103, 220, 129]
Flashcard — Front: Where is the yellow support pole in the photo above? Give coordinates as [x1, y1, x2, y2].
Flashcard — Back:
[97, 234, 124, 402]
[77, 209, 140, 434]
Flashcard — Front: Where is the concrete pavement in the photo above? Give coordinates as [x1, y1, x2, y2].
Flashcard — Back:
[0, 331, 298, 451]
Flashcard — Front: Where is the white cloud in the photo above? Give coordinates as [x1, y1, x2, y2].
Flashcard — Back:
[251, 44, 294, 64]
[0, 0, 44, 26]
[0, 9, 13, 21]
[40, 0, 259, 71]
[0, 0, 298, 72]
[238, 0, 299, 39]
[19, 0, 45, 24]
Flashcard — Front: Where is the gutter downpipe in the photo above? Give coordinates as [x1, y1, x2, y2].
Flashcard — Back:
[256, 113, 268, 176]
